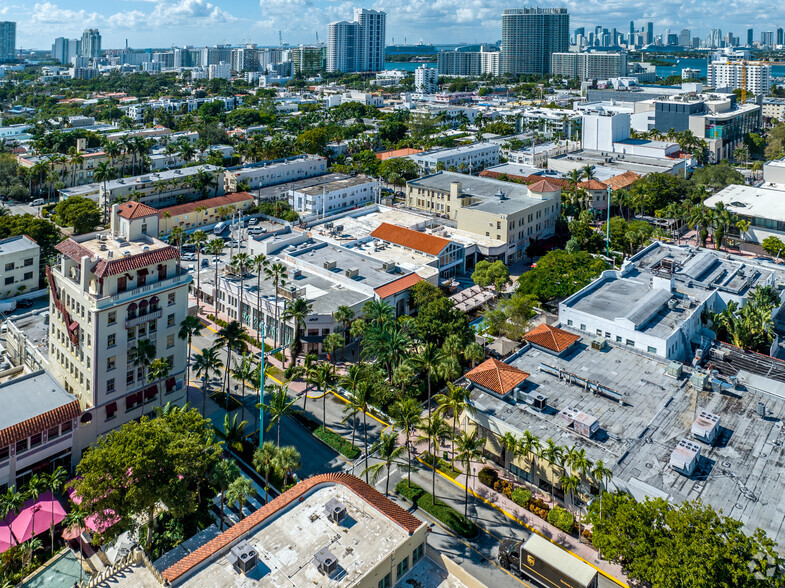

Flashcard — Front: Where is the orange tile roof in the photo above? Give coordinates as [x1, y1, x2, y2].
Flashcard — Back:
[465, 358, 530, 396]
[374, 273, 423, 299]
[528, 179, 562, 193]
[370, 223, 450, 256]
[159, 192, 253, 218]
[117, 201, 159, 220]
[604, 170, 640, 191]
[375, 148, 423, 161]
[577, 179, 608, 191]
[161, 473, 423, 584]
[523, 323, 580, 353]
[0, 401, 80, 447]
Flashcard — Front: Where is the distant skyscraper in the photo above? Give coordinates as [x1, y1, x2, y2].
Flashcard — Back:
[707, 29, 723, 48]
[500, 7, 569, 75]
[0, 21, 15, 62]
[52, 37, 81, 65]
[761, 31, 775, 47]
[777, 27, 784, 46]
[646, 22, 654, 44]
[747, 28, 754, 46]
[80, 29, 101, 59]
[679, 29, 691, 47]
[326, 8, 385, 73]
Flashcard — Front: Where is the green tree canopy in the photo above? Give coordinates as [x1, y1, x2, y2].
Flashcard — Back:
[762, 236, 785, 257]
[0, 214, 63, 261]
[471, 259, 511, 292]
[409, 280, 443, 309]
[378, 157, 419, 187]
[690, 162, 746, 192]
[516, 250, 607, 302]
[414, 297, 472, 347]
[54, 196, 102, 234]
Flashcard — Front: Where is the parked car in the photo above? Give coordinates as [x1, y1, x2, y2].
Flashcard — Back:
[16, 299, 33, 309]
[182, 253, 196, 261]
[248, 217, 259, 226]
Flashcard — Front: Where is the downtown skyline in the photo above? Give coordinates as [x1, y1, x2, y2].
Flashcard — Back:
[6, 0, 784, 51]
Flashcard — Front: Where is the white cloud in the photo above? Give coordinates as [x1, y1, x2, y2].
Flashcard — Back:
[150, 0, 237, 25]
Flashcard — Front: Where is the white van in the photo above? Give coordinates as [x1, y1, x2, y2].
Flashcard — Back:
[31, 198, 44, 206]
[213, 221, 228, 235]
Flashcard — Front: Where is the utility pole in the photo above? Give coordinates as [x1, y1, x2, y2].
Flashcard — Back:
[606, 186, 612, 258]
[258, 323, 266, 448]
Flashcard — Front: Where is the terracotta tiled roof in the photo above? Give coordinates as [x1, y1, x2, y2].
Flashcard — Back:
[375, 148, 423, 161]
[0, 400, 80, 447]
[528, 179, 562, 193]
[92, 247, 179, 278]
[523, 323, 580, 353]
[577, 179, 608, 191]
[55, 239, 94, 261]
[604, 170, 640, 191]
[374, 273, 423, 299]
[161, 473, 423, 584]
[370, 223, 449, 256]
[117, 201, 159, 220]
[479, 170, 570, 188]
[159, 192, 253, 218]
[465, 358, 530, 396]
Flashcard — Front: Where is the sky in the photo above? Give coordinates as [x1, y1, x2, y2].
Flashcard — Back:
[2, 0, 781, 50]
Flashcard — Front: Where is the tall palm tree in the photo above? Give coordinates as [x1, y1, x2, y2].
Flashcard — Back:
[205, 238, 225, 310]
[223, 413, 248, 453]
[193, 347, 223, 416]
[251, 253, 269, 344]
[591, 460, 613, 519]
[213, 321, 247, 406]
[147, 357, 171, 408]
[178, 315, 204, 392]
[264, 262, 288, 348]
[363, 432, 405, 496]
[209, 459, 241, 531]
[43, 466, 67, 557]
[94, 161, 117, 223]
[230, 252, 251, 327]
[253, 441, 279, 501]
[344, 381, 372, 482]
[499, 431, 518, 469]
[232, 354, 256, 424]
[517, 431, 540, 484]
[390, 397, 422, 486]
[225, 476, 255, 521]
[63, 507, 86, 583]
[170, 226, 185, 257]
[416, 415, 452, 497]
[274, 445, 301, 488]
[362, 320, 412, 382]
[559, 473, 580, 535]
[340, 363, 365, 449]
[282, 298, 314, 368]
[434, 383, 475, 457]
[581, 165, 597, 182]
[333, 305, 355, 345]
[312, 362, 337, 431]
[362, 299, 394, 325]
[541, 439, 564, 502]
[68, 150, 84, 187]
[24, 474, 46, 547]
[259, 383, 298, 445]
[0, 488, 23, 549]
[413, 342, 446, 417]
[464, 342, 485, 369]
[454, 430, 484, 519]
[131, 338, 156, 390]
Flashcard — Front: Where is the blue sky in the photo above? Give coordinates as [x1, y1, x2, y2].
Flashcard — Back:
[4, 0, 782, 50]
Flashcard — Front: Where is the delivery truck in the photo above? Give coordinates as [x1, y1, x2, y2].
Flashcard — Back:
[499, 534, 599, 588]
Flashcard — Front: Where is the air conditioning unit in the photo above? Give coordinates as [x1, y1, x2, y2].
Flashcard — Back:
[382, 262, 396, 272]
[290, 269, 301, 279]
[228, 540, 258, 574]
[345, 268, 359, 278]
[324, 498, 347, 524]
[314, 547, 338, 576]
[323, 260, 337, 270]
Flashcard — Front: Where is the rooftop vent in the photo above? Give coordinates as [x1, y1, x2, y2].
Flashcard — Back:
[228, 540, 258, 574]
[345, 267, 359, 278]
[382, 261, 396, 272]
[324, 498, 347, 524]
[323, 260, 337, 270]
[314, 547, 338, 576]
[494, 189, 506, 200]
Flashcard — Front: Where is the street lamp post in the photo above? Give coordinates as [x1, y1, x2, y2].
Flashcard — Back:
[258, 323, 266, 448]
[605, 186, 612, 258]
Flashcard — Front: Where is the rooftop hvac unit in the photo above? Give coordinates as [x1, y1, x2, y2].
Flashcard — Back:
[689, 371, 708, 391]
[665, 362, 683, 379]
[382, 262, 396, 272]
[324, 498, 347, 524]
[757, 401, 767, 418]
[323, 260, 337, 270]
[591, 337, 607, 351]
[345, 267, 359, 278]
[667, 298, 679, 310]
[314, 547, 338, 576]
[559, 407, 579, 427]
[290, 269, 301, 279]
[691, 410, 720, 445]
[228, 540, 258, 574]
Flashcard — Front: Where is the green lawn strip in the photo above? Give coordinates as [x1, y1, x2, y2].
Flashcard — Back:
[314, 426, 361, 459]
[395, 480, 478, 538]
[420, 452, 462, 479]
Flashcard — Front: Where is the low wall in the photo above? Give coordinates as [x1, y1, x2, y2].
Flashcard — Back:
[426, 544, 488, 588]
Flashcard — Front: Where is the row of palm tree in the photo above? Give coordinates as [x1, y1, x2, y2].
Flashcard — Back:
[656, 200, 749, 249]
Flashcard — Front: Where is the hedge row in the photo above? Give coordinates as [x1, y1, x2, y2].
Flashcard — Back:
[206, 314, 272, 352]
[314, 426, 361, 459]
[395, 480, 478, 538]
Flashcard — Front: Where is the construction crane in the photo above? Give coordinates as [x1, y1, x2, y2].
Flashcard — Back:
[740, 60, 747, 103]
[278, 30, 288, 48]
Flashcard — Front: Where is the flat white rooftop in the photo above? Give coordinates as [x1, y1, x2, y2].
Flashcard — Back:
[705, 183, 785, 222]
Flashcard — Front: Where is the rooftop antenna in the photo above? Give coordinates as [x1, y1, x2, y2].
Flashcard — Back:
[316, 31, 320, 44]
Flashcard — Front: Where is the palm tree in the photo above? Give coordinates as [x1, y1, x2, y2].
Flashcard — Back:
[225, 476, 255, 521]
[390, 397, 422, 486]
[205, 238, 225, 310]
[434, 383, 474, 457]
[282, 298, 314, 368]
[43, 466, 67, 557]
[322, 332, 344, 366]
[274, 445, 301, 488]
[131, 337, 156, 389]
[63, 507, 87, 582]
[541, 439, 564, 502]
[686, 204, 712, 248]
[178, 315, 204, 393]
[296, 352, 319, 413]
[68, 150, 84, 187]
[363, 432, 405, 496]
[0, 488, 23, 548]
[232, 354, 256, 425]
[333, 305, 355, 346]
[591, 460, 613, 519]
[24, 474, 46, 549]
[344, 381, 373, 482]
[213, 320, 247, 406]
[147, 357, 171, 408]
[230, 252, 251, 327]
[312, 362, 337, 431]
[251, 253, 269, 344]
[454, 430, 484, 519]
[340, 364, 365, 448]
[210, 459, 241, 531]
[94, 161, 117, 223]
[362, 320, 412, 383]
[170, 226, 185, 257]
[517, 431, 540, 484]
[416, 415, 452, 497]
[581, 165, 597, 182]
[264, 262, 288, 348]
[193, 347, 223, 416]
[223, 413, 248, 453]
[464, 342, 485, 369]
[499, 431, 518, 469]
[559, 473, 580, 536]
[363, 299, 394, 325]
[413, 343, 446, 417]
[259, 383, 298, 445]
[253, 441, 279, 501]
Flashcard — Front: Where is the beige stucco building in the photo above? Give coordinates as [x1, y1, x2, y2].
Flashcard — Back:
[0, 235, 40, 300]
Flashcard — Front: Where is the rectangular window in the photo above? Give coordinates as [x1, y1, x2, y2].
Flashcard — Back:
[16, 438, 27, 453]
[107, 378, 115, 393]
[616, 335, 622, 342]
[47, 425, 59, 440]
[567, 319, 573, 326]
[4, 277, 12, 285]
[24, 258, 33, 266]
[30, 433, 42, 448]
[168, 313, 175, 327]
[167, 334, 175, 348]
[149, 321, 157, 333]
[108, 334, 116, 347]
[378, 574, 392, 588]
[117, 276, 127, 293]
[396, 557, 410, 579]
[412, 543, 425, 564]
[0, 446, 8, 461]
[596, 329, 602, 336]
[158, 264, 166, 281]
[107, 355, 116, 370]
[23, 272, 32, 281]
[127, 369, 135, 384]
[605, 332, 611, 338]
[4, 263, 13, 271]
[128, 326, 136, 340]
[626, 339, 635, 347]
[647, 346, 657, 353]
[168, 292, 176, 306]
[580, 324, 586, 331]
[108, 311, 116, 325]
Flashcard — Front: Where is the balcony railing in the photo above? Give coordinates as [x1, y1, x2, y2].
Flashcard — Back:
[95, 271, 192, 309]
[125, 309, 162, 328]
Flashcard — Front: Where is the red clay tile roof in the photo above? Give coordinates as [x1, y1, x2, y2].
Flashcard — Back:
[577, 179, 608, 191]
[161, 473, 423, 584]
[604, 170, 640, 191]
[375, 148, 423, 161]
[374, 273, 423, 299]
[56, 238, 180, 277]
[465, 358, 530, 396]
[370, 223, 449, 256]
[479, 170, 570, 188]
[0, 400, 80, 447]
[159, 192, 253, 218]
[528, 179, 562, 193]
[523, 323, 580, 353]
[55, 239, 94, 261]
[117, 201, 159, 220]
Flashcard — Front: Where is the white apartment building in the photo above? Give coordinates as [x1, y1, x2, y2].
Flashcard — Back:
[707, 62, 771, 96]
[408, 143, 500, 174]
[224, 155, 327, 192]
[289, 175, 377, 215]
[414, 65, 438, 93]
[208, 61, 231, 80]
[551, 51, 627, 81]
[0, 235, 39, 300]
[326, 8, 386, 73]
[97, 165, 225, 208]
[48, 202, 192, 457]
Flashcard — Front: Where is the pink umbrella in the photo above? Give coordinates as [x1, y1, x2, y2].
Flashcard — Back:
[10, 491, 66, 543]
[0, 524, 17, 554]
[67, 488, 120, 535]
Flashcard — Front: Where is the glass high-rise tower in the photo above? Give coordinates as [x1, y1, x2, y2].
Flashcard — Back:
[0, 22, 16, 62]
[500, 8, 569, 76]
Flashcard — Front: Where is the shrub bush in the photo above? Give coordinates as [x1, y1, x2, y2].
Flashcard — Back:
[478, 467, 498, 488]
[207, 314, 271, 351]
[511, 487, 531, 508]
[547, 506, 575, 534]
[395, 480, 478, 538]
[314, 426, 360, 459]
